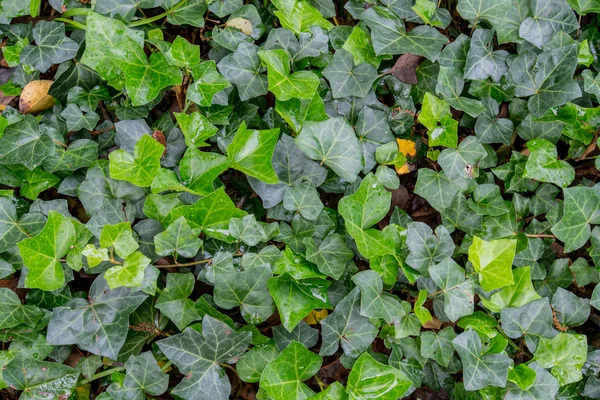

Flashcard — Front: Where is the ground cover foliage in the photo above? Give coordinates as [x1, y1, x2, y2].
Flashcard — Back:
[1, 0, 600, 398]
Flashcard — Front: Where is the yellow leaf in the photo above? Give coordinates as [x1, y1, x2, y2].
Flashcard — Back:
[303, 308, 328, 325]
[395, 138, 416, 174]
[19, 80, 55, 114]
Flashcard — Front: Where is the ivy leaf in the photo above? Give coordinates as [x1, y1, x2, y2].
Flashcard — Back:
[155, 273, 201, 331]
[217, 42, 268, 101]
[304, 233, 354, 279]
[414, 169, 467, 211]
[319, 287, 378, 358]
[456, 0, 524, 44]
[0, 115, 53, 170]
[507, 44, 581, 117]
[481, 266, 541, 313]
[524, 139, 575, 188]
[551, 187, 600, 252]
[296, 118, 363, 183]
[272, 321, 318, 350]
[154, 216, 202, 258]
[362, 6, 447, 59]
[438, 136, 487, 181]
[504, 362, 559, 399]
[429, 257, 474, 322]
[109, 135, 164, 187]
[228, 122, 279, 184]
[260, 341, 322, 400]
[18, 211, 75, 291]
[104, 251, 151, 289]
[229, 214, 269, 246]
[452, 330, 512, 391]
[420, 327, 457, 367]
[500, 298, 557, 340]
[188, 61, 231, 107]
[258, 49, 320, 101]
[464, 29, 509, 82]
[351, 270, 405, 324]
[166, 187, 247, 242]
[0, 288, 43, 330]
[346, 352, 412, 400]
[406, 222, 454, 274]
[322, 49, 377, 98]
[3, 353, 80, 399]
[272, 0, 333, 35]
[237, 344, 280, 383]
[283, 181, 323, 221]
[0, 197, 42, 253]
[106, 352, 169, 399]
[20, 21, 78, 73]
[174, 112, 218, 148]
[214, 265, 274, 324]
[157, 315, 252, 400]
[519, 0, 578, 47]
[268, 273, 330, 332]
[100, 222, 138, 259]
[47, 276, 147, 359]
[468, 236, 517, 291]
[534, 333, 587, 385]
[551, 287, 590, 328]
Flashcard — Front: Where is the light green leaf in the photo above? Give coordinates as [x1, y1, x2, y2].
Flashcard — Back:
[468, 236, 517, 291]
[100, 222, 138, 259]
[524, 139, 575, 188]
[258, 49, 320, 101]
[481, 266, 540, 313]
[346, 352, 412, 400]
[534, 333, 587, 385]
[228, 122, 279, 184]
[109, 135, 164, 187]
[174, 112, 219, 148]
[18, 211, 75, 291]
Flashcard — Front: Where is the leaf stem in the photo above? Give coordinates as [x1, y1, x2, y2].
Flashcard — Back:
[61, 7, 91, 18]
[80, 366, 125, 385]
[160, 360, 173, 372]
[156, 252, 244, 268]
[129, 0, 188, 27]
[496, 325, 521, 352]
[54, 18, 87, 30]
[524, 233, 555, 239]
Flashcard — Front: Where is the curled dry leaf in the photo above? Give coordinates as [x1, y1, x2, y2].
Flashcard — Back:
[226, 18, 253, 36]
[19, 80, 55, 114]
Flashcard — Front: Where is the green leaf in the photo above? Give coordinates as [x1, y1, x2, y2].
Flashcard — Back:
[504, 362, 559, 399]
[351, 270, 405, 324]
[319, 287, 378, 358]
[258, 49, 320, 101]
[524, 139, 575, 188]
[438, 136, 487, 180]
[304, 233, 354, 279]
[154, 216, 202, 258]
[283, 182, 323, 221]
[342, 25, 382, 67]
[214, 265, 274, 324]
[260, 341, 322, 400]
[228, 122, 279, 184]
[465, 29, 509, 82]
[430, 257, 474, 322]
[47, 276, 147, 359]
[272, 0, 333, 35]
[500, 298, 557, 340]
[100, 222, 138, 259]
[414, 289, 433, 325]
[0, 288, 43, 330]
[3, 353, 79, 399]
[551, 186, 600, 252]
[468, 236, 517, 291]
[0, 115, 53, 170]
[237, 344, 280, 383]
[166, 187, 247, 242]
[157, 315, 252, 400]
[322, 49, 377, 98]
[106, 352, 169, 399]
[362, 6, 447, 59]
[519, 0, 578, 47]
[507, 44, 581, 117]
[551, 287, 590, 328]
[507, 363, 536, 391]
[414, 169, 467, 211]
[18, 211, 75, 291]
[456, 0, 525, 44]
[155, 273, 201, 331]
[268, 273, 330, 332]
[481, 266, 540, 313]
[534, 333, 587, 385]
[230, 214, 269, 246]
[346, 352, 412, 400]
[104, 251, 151, 289]
[20, 21, 78, 72]
[420, 327, 457, 367]
[109, 135, 164, 187]
[452, 330, 512, 390]
[188, 61, 231, 107]
[296, 118, 363, 183]
[217, 42, 268, 101]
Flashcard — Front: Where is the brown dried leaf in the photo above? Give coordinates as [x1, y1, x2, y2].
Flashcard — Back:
[19, 80, 55, 114]
[226, 18, 253, 35]
[388, 53, 424, 84]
